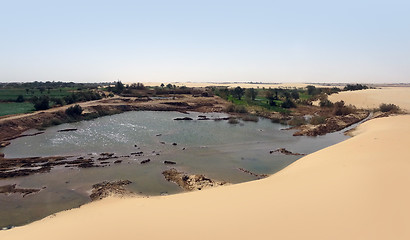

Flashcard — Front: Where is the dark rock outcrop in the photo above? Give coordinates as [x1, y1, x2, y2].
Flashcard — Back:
[162, 168, 227, 191]
[270, 148, 305, 156]
[57, 128, 78, 132]
[140, 159, 150, 164]
[174, 117, 193, 121]
[164, 161, 176, 165]
[0, 184, 41, 197]
[89, 180, 133, 201]
[238, 168, 268, 179]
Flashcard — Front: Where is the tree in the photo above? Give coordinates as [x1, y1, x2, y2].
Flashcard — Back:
[16, 95, 25, 102]
[114, 81, 124, 94]
[65, 104, 83, 117]
[38, 87, 45, 94]
[307, 85, 317, 95]
[232, 86, 244, 100]
[160, 83, 164, 88]
[245, 88, 257, 101]
[281, 98, 296, 108]
[32, 96, 50, 110]
[265, 90, 275, 106]
[166, 83, 173, 89]
[344, 84, 368, 91]
[25, 88, 30, 94]
[291, 90, 300, 99]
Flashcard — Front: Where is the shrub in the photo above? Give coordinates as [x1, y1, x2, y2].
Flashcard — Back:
[319, 99, 333, 107]
[288, 116, 307, 126]
[226, 104, 248, 113]
[290, 90, 300, 99]
[228, 118, 239, 124]
[344, 84, 368, 91]
[310, 116, 326, 125]
[281, 98, 296, 108]
[245, 88, 257, 101]
[241, 115, 259, 122]
[51, 97, 65, 106]
[16, 95, 25, 102]
[379, 103, 400, 112]
[333, 101, 354, 116]
[32, 96, 50, 110]
[65, 104, 83, 116]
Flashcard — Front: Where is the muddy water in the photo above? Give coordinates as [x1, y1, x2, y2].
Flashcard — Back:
[0, 111, 349, 228]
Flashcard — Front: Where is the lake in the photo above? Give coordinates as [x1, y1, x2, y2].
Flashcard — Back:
[0, 111, 349, 228]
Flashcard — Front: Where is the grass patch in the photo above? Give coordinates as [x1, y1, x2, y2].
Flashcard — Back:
[0, 102, 34, 116]
[0, 88, 74, 101]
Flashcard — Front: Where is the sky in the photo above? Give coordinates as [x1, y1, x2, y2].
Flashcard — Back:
[0, 0, 409, 83]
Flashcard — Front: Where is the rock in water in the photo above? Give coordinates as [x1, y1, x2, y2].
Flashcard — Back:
[89, 180, 133, 201]
[162, 168, 227, 191]
[270, 148, 305, 156]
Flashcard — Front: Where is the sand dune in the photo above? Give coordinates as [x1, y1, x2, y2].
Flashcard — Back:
[328, 87, 410, 112]
[2, 114, 410, 240]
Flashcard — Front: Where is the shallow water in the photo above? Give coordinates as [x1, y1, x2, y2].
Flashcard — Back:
[0, 111, 349, 228]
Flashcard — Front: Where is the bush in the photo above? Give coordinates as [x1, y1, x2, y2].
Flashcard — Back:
[333, 101, 354, 116]
[319, 99, 333, 107]
[16, 95, 25, 102]
[51, 97, 65, 106]
[379, 103, 400, 112]
[226, 104, 248, 113]
[344, 84, 368, 91]
[310, 116, 326, 125]
[288, 116, 307, 126]
[241, 115, 259, 122]
[65, 104, 83, 116]
[228, 118, 239, 124]
[290, 90, 300, 99]
[32, 96, 50, 110]
[281, 98, 296, 108]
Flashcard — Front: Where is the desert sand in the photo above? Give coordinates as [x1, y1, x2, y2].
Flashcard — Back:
[328, 87, 410, 112]
[1, 112, 410, 239]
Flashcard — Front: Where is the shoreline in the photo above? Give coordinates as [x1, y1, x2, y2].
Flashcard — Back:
[1, 114, 409, 239]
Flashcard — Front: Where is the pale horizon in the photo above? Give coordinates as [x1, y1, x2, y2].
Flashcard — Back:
[1, 0, 409, 84]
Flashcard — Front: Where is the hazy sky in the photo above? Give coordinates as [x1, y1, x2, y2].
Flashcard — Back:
[1, 0, 409, 83]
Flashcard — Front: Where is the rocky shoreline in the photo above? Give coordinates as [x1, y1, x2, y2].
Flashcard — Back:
[0, 95, 228, 144]
[292, 111, 369, 136]
[89, 180, 134, 201]
[270, 148, 306, 156]
[162, 168, 228, 191]
[0, 184, 42, 197]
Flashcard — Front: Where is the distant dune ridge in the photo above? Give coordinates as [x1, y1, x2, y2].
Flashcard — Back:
[2, 87, 410, 239]
[328, 87, 410, 112]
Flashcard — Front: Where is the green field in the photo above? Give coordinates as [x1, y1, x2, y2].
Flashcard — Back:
[0, 88, 74, 101]
[0, 102, 35, 116]
[227, 95, 289, 113]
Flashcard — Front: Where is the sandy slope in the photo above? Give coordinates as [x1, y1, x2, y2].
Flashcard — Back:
[2, 114, 409, 240]
[328, 87, 410, 112]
